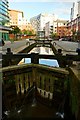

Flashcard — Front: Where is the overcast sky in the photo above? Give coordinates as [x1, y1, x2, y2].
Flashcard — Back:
[8, 0, 78, 22]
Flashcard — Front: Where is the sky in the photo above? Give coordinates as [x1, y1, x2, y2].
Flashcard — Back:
[8, 0, 78, 22]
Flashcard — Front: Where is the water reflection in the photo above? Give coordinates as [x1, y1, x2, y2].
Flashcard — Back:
[29, 47, 54, 55]
[39, 59, 59, 67]
[18, 47, 59, 67]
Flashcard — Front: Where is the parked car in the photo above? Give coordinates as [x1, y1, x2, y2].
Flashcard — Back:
[59, 38, 65, 41]
[59, 38, 68, 41]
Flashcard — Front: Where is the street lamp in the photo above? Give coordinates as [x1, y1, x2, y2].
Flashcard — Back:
[76, 14, 79, 41]
[76, 14, 79, 32]
[70, 19, 73, 40]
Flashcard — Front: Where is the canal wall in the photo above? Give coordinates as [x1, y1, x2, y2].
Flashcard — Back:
[1, 64, 68, 109]
[68, 67, 80, 120]
[1, 54, 80, 120]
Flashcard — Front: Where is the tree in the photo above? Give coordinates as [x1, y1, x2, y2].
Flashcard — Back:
[22, 29, 27, 34]
[76, 31, 80, 41]
[27, 30, 33, 35]
[71, 30, 76, 41]
[22, 29, 33, 35]
[10, 26, 21, 40]
[51, 33, 59, 39]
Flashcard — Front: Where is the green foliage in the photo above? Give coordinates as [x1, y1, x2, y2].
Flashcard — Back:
[9, 26, 21, 35]
[23, 29, 27, 34]
[10, 26, 21, 40]
[51, 33, 58, 39]
[71, 30, 76, 35]
[19, 30, 22, 35]
[12, 26, 21, 35]
[22, 29, 33, 35]
[27, 30, 33, 35]
[71, 30, 80, 41]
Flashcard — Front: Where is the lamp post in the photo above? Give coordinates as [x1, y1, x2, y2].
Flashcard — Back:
[76, 14, 79, 32]
[70, 19, 73, 41]
[76, 14, 79, 41]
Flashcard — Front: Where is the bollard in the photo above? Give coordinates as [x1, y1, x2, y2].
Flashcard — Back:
[31, 53, 39, 64]
[6, 48, 13, 54]
[76, 48, 80, 69]
[56, 49, 64, 67]
[6, 48, 13, 65]
[76, 48, 80, 55]
[58, 49, 62, 55]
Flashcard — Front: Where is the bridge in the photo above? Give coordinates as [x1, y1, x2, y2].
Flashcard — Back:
[1, 39, 80, 120]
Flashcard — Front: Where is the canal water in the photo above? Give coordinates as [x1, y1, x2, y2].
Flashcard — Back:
[18, 47, 59, 67]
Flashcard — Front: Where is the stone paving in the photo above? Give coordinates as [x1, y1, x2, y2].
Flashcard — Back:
[2, 40, 34, 54]
[1, 40, 79, 55]
[52, 41, 79, 55]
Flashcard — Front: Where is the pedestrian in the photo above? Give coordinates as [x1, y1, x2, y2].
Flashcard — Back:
[2, 39, 5, 46]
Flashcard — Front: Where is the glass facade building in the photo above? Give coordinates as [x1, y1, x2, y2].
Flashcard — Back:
[0, 0, 11, 40]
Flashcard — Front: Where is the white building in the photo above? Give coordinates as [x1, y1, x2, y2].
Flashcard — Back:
[78, 1, 80, 16]
[45, 19, 68, 38]
[45, 21, 53, 38]
[30, 13, 56, 33]
[70, 1, 80, 20]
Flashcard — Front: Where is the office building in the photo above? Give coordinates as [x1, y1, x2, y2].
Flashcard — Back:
[67, 1, 80, 39]
[8, 9, 34, 33]
[45, 19, 68, 38]
[30, 13, 56, 33]
[8, 9, 27, 30]
[70, 1, 80, 20]
[0, 0, 11, 40]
